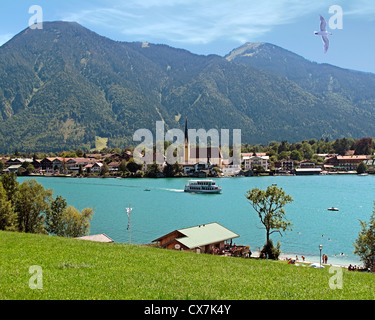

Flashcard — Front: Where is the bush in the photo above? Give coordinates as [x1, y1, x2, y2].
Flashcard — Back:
[260, 239, 281, 260]
[357, 162, 367, 174]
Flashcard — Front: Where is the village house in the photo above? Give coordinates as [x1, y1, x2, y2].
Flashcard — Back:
[66, 158, 102, 172]
[3, 164, 22, 173]
[37, 157, 69, 172]
[182, 163, 195, 176]
[242, 154, 269, 172]
[364, 159, 375, 173]
[5, 158, 33, 167]
[107, 161, 120, 172]
[32, 159, 42, 170]
[152, 222, 239, 254]
[274, 158, 295, 172]
[221, 160, 241, 176]
[182, 161, 214, 177]
[84, 163, 94, 172]
[281, 159, 294, 171]
[324, 155, 372, 171]
[91, 162, 103, 173]
[298, 160, 319, 168]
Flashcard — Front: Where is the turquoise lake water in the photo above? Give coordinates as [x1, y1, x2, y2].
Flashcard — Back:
[18, 175, 375, 266]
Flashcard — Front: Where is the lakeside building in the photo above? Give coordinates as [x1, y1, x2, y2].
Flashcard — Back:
[242, 154, 269, 171]
[274, 158, 294, 173]
[6, 158, 33, 167]
[3, 164, 22, 173]
[363, 159, 375, 173]
[298, 160, 319, 168]
[152, 222, 239, 254]
[324, 155, 372, 171]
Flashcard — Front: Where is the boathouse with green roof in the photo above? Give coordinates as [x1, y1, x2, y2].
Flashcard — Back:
[153, 222, 239, 254]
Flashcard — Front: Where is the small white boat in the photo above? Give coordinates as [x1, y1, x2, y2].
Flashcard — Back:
[184, 180, 222, 194]
[328, 207, 339, 211]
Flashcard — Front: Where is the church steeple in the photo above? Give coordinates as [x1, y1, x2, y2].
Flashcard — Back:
[184, 118, 188, 143]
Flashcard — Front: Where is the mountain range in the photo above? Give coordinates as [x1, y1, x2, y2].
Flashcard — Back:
[0, 21, 375, 153]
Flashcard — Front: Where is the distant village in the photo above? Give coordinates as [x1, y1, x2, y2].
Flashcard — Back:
[2, 121, 374, 178]
[1, 147, 374, 178]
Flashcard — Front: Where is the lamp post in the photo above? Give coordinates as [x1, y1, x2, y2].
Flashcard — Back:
[126, 204, 132, 244]
[319, 244, 323, 268]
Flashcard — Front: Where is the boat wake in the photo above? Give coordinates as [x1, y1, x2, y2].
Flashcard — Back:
[162, 188, 185, 193]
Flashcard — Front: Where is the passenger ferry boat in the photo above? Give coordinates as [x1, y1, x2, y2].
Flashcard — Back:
[184, 180, 222, 194]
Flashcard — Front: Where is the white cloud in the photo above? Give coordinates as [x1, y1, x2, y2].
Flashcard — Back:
[343, 0, 375, 19]
[61, 0, 336, 44]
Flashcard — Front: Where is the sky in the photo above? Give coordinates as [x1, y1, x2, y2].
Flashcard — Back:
[1, 0, 375, 73]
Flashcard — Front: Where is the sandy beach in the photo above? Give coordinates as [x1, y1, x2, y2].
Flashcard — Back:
[250, 251, 361, 268]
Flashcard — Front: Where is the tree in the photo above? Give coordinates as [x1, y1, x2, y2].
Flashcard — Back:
[245, 185, 294, 243]
[353, 205, 375, 269]
[75, 149, 85, 157]
[145, 162, 162, 178]
[45, 195, 68, 236]
[260, 239, 281, 260]
[252, 165, 265, 176]
[290, 150, 302, 161]
[0, 172, 19, 204]
[278, 140, 289, 153]
[333, 138, 353, 156]
[59, 206, 94, 237]
[14, 180, 53, 234]
[277, 151, 290, 161]
[100, 163, 109, 176]
[118, 159, 128, 173]
[0, 182, 17, 231]
[357, 162, 367, 174]
[25, 164, 35, 175]
[301, 142, 313, 160]
[163, 163, 175, 177]
[78, 164, 84, 176]
[126, 159, 142, 173]
[354, 138, 374, 155]
[163, 162, 183, 177]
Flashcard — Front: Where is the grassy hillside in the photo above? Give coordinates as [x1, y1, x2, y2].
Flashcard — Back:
[1, 231, 374, 300]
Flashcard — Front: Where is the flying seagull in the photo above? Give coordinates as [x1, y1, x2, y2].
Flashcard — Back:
[314, 15, 332, 54]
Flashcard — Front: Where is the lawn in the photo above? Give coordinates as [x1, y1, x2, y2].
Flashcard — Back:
[1, 231, 374, 300]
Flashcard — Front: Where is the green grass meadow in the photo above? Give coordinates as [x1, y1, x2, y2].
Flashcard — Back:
[1, 231, 374, 300]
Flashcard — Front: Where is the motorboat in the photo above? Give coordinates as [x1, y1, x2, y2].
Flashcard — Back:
[327, 207, 339, 211]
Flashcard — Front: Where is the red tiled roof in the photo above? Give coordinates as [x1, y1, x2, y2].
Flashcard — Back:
[337, 155, 371, 160]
